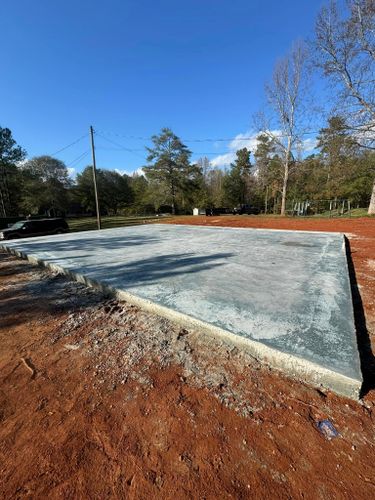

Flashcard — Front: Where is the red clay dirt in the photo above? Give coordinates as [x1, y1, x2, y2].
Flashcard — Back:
[1, 216, 375, 499]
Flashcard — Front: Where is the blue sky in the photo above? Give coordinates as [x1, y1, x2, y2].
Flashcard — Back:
[1, 0, 328, 176]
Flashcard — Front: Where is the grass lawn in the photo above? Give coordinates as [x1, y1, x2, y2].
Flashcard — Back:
[67, 215, 165, 232]
[66, 209, 372, 233]
[310, 207, 370, 218]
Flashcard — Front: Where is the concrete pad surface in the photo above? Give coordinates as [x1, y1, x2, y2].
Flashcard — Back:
[1, 224, 362, 397]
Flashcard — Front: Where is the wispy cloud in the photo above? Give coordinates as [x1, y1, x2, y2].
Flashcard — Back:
[115, 168, 129, 176]
[67, 167, 76, 178]
[210, 152, 237, 168]
[210, 130, 273, 168]
[301, 137, 318, 152]
[133, 167, 145, 176]
[115, 167, 145, 177]
[210, 129, 318, 167]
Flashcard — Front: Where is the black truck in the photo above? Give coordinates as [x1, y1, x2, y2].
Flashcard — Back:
[0, 218, 69, 240]
[233, 204, 261, 215]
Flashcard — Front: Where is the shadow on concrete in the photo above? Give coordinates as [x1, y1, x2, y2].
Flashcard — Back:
[67, 252, 234, 288]
[3, 233, 161, 256]
[0, 248, 233, 329]
[345, 237, 375, 398]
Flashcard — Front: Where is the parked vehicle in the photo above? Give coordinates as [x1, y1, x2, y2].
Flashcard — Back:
[0, 218, 69, 240]
[205, 207, 231, 216]
[233, 204, 261, 215]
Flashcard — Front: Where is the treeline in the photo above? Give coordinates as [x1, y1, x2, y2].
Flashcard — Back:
[1, 0, 374, 216]
[0, 118, 373, 218]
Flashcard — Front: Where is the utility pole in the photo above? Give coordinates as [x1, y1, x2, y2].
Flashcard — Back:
[89, 125, 101, 230]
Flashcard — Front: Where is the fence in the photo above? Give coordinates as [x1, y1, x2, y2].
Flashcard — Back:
[289, 199, 351, 217]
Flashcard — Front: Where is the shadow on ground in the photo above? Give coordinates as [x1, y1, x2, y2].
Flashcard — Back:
[345, 237, 375, 397]
[0, 253, 102, 329]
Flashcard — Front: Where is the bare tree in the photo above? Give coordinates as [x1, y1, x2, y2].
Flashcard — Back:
[262, 42, 308, 215]
[314, 0, 375, 214]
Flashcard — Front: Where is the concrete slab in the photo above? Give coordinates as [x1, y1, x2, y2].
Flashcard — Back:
[1, 224, 362, 398]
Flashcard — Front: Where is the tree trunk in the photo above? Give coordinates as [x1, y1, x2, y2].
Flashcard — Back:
[171, 195, 175, 215]
[0, 166, 8, 217]
[171, 178, 176, 215]
[273, 196, 278, 214]
[280, 159, 289, 215]
[0, 187, 6, 217]
[368, 179, 375, 215]
[280, 145, 291, 216]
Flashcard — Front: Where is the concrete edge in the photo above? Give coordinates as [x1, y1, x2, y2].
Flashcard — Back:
[64, 221, 345, 238]
[1, 243, 362, 400]
[157, 221, 346, 237]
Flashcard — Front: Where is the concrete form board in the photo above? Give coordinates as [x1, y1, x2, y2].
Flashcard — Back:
[1, 224, 362, 398]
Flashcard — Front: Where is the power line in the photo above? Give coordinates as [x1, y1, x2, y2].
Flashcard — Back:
[96, 146, 146, 152]
[96, 146, 231, 155]
[50, 134, 88, 156]
[96, 129, 320, 143]
[94, 132, 147, 160]
[67, 150, 90, 168]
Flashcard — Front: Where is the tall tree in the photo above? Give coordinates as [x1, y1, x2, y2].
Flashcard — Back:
[196, 156, 211, 178]
[254, 134, 277, 213]
[287, 154, 327, 202]
[0, 127, 26, 216]
[75, 167, 132, 214]
[205, 168, 226, 207]
[101, 170, 133, 214]
[143, 128, 192, 214]
[316, 115, 358, 197]
[263, 42, 308, 215]
[20, 156, 71, 215]
[314, 0, 375, 213]
[179, 162, 206, 211]
[223, 148, 253, 206]
[129, 172, 150, 213]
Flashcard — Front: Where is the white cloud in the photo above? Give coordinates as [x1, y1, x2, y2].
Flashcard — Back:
[210, 129, 319, 167]
[210, 130, 277, 168]
[67, 167, 76, 178]
[353, 123, 375, 146]
[115, 168, 129, 176]
[115, 167, 145, 177]
[210, 152, 237, 168]
[210, 130, 258, 168]
[133, 167, 145, 177]
[301, 137, 318, 152]
[228, 131, 262, 153]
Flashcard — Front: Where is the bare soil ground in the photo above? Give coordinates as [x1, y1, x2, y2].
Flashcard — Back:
[1, 216, 375, 499]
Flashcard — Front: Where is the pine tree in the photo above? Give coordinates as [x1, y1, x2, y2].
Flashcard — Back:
[254, 134, 276, 213]
[0, 127, 26, 216]
[143, 128, 192, 215]
[223, 148, 253, 206]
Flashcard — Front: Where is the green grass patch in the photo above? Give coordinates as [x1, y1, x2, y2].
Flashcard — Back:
[67, 215, 164, 233]
[308, 207, 370, 218]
